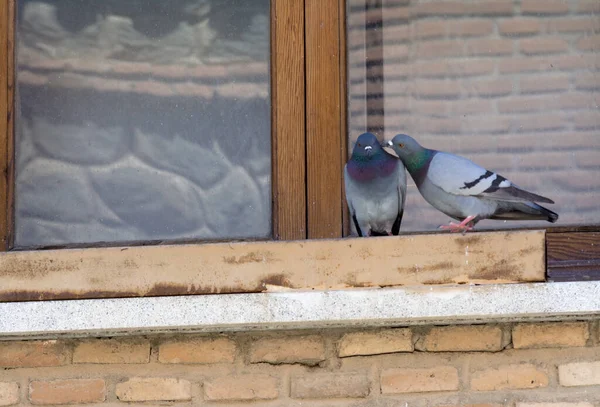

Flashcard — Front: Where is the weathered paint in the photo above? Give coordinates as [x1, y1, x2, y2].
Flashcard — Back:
[0, 230, 546, 302]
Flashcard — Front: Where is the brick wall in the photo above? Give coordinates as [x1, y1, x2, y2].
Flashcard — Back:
[0, 321, 599, 405]
[347, 0, 600, 231]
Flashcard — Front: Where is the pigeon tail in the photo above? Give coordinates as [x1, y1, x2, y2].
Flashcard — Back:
[538, 203, 559, 223]
[490, 202, 559, 223]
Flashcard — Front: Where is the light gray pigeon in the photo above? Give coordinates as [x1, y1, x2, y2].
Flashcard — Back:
[344, 132, 407, 237]
[386, 134, 558, 232]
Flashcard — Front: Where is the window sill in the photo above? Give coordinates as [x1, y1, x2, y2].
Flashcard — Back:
[0, 230, 545, 301]
[1, 229, 598, 340]
[1, 281, 599, 340]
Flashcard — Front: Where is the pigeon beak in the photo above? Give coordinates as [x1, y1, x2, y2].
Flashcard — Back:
[386, 140, 393, 147]
[364, 145, 373, 155]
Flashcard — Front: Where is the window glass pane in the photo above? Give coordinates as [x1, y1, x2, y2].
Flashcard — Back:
[347, 0, 599, 232]
[15, 0, 271, 247]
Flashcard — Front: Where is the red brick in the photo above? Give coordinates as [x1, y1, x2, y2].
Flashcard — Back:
[416, 325, 505, 352]
[411, 100, 448, 116]
[448, 20, 494, 37]
[0, 383, 19, 407]
[471, 364, 549, 391]
[73, 339, 149, 364]
[412, 1, 513, 16]
[381, 366, 459, 394]
[414, 80, 462, 99]
[382, 6, 410, 24]
[413, 59, 495, 78]
[115, 378, 191, 402]
[466, 38, 514, 56]
[576, 151, 600, 168]
[474, 153, 523, 173]
[409, 117, 462, 134]
[204, 375, 278, 401]
[575, 111, 600, 129]
[546, 17, 600, 33]
[158, 337, 236, 364]
[498, 96, 546, 113]
[512, 322, 589, 349]
[552, 170, 600, 192]
[518, 131, 598, 150]
[384, 25, 410, 43]
[576, 35, 600, 51]
[415, 40, 465, 59]
[520, 74, 570, 94]
[413, 20, 446, 39]
[553, 54, 600, 70]
[249, 335, 325, 366]
[383, 44, 409, 61]
[472, 79, 514, 97]
[499, 92, 594, 113]
[498, 56, 553, 73]
[464, 117, 511, 134]
[575, 1, 600, 13]
[521, 0, 569, 15]
[445, 405, 507, 407]
[516, 152, 574, 170]
[449, 99, 494, 115]
[520, 37, 569, 55]
[558, 361, 600, 386]
[0, 341, 70, 368]
[499, 18, 541, 36]
[338, 329, 413, 357]
[512, 114, 567, 131]
[291, 373, 370, 399]
[517, 403, 594, 407]
[575, 73, 600, 91]
[385, 80, 411, 96]
[555, 92, 600, 110]
[29, 379, 105, 405]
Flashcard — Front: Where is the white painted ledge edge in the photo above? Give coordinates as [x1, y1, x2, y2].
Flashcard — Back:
[1, 281, 599, 339]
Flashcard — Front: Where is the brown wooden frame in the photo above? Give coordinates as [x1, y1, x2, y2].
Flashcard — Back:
[0, 0, 15, 252]
[0, 0, 598, 303]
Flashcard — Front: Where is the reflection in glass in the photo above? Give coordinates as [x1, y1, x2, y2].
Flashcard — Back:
[15, 0, 271, 247]
[347, 0, 600, 231]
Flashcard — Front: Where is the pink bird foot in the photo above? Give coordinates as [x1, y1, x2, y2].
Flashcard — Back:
[439, 215, 477, 234]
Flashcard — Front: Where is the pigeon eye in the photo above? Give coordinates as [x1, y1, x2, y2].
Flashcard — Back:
[398, 143, 405, 148]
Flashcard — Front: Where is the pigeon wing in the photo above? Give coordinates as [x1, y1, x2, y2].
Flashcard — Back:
[426, 152, 553, 204]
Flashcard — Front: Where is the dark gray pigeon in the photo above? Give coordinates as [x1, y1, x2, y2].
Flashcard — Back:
[386, 134, 558, 232]
[344, 132, 407, 237]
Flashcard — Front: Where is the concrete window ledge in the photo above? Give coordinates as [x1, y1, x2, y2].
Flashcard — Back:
[1, 281, 600, 340]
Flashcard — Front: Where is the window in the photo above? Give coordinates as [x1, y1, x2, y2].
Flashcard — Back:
[348, 0, 600, 232]
[15, 0, 272, 247]
[0, 0, 598, 304]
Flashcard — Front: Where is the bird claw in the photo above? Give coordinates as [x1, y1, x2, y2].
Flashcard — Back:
[438, 216, 477, 234]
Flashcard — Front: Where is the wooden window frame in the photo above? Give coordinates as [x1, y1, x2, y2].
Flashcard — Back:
[0, 0, 599, 304]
